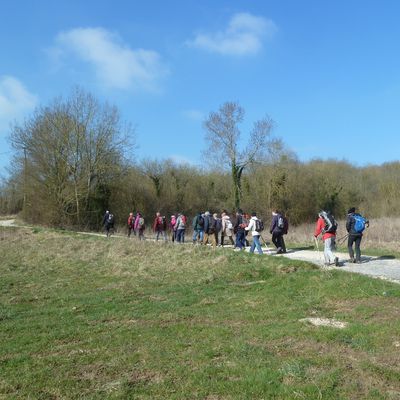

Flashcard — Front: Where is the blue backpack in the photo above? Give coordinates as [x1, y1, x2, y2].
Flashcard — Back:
[353, 214, 367, 233]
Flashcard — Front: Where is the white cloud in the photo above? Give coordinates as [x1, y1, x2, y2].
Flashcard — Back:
[54, 27, 167, 91]
[169, 154, 196, 165]
[188, 12, 277, 56]
[182, 109, 204, 121]
[0, 76, 37, 130]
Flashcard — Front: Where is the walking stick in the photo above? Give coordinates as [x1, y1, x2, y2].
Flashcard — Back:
[314, 236, 324, 266]
[336, 233, 349, 245]
[260, 235, 272, 254]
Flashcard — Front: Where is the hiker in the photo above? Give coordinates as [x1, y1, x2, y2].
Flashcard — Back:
[207, 213, 219, 248]
[234, 209, 247, 250]
[170, 214, 177, 242]
[243, 213, 251, 247]
[245, 212, 264, 254]
[214, 213, 222, 246]
[175, 213, 186, 243]
[346, 207, 369, 263]
[134, 212, 145, 240]
[314, 211, 339, 266]
[127, 212, 135, 238]
[133, 212, 141, 235]
[203, 211, 214, 245]
[221, 211, 235, 246]
[270, 210, 286, 254]
[192, 212, 204, 244]
[153, 212, 167, 241]
[103, 210, 114, 237]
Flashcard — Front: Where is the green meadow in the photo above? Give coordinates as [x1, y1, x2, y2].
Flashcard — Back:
[1, 227, 400, 399]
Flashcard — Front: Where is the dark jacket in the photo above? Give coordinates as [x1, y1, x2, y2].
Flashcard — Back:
[270, 214, 283, 235]
[193, 214, 204, 231]
[346, 212, 363, 236]
[204, 214, 214, 234]
[234, 214, 245, 233]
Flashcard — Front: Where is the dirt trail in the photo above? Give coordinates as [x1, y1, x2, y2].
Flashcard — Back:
[1, 219, 399, 284]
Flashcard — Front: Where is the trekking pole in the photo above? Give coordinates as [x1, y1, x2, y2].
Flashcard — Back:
[260, 235, 272, 254]
[314, 236, 324, 266]
[336, 233, 349, 245]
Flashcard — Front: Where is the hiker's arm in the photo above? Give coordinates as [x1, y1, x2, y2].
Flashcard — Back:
[314, 218, 323, 237]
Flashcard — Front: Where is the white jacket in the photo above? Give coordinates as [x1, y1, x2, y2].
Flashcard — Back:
[246, 216, 261, 236]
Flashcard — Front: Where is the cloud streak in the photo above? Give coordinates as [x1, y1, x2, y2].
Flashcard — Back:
[188, 12, 277, 56]
[54, 27, 167, 91]
[0, 76, 37, 131]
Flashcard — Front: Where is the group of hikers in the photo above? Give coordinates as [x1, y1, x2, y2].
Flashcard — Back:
[102, 206, 369, 265]
[103, 208, 289, 255]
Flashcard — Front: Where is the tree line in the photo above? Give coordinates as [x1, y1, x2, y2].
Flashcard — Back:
[1, 88, 399, 229]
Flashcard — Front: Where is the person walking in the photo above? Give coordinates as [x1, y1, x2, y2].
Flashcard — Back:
[234, 209, 246, 250]
[346, 207, 369, 263]
[134, 212, 145, 240]
[170, 214, 177, 242]
[270, 210, 286, 254]
[127, 212, 135, 237]
[153, 212, 167, 241]
[203, 211, 217, 247]
[245, 212, 264, 254]
[192, 212, 204, 244]
[133, 212, 141, 236]
[314, 211, 339, 266]
[175, 213, 186, 243]
[221, 212, 235, 246]
[103, 210, 114, 237]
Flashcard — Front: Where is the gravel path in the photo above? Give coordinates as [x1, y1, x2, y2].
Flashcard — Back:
[2, 219, 399, 284]
[281, 249, 400, 284]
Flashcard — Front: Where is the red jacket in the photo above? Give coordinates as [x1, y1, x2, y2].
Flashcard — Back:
[314, 217, 336, 241]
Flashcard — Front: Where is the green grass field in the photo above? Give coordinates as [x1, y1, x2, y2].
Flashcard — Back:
[1, 227, 400, 399]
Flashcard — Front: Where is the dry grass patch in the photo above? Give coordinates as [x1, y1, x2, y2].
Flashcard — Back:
[329, 297, 400, 324]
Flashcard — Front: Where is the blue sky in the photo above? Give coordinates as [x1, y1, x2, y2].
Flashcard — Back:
[1, 0, 399, 176]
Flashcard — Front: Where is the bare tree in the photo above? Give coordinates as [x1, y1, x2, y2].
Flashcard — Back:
[10, 87, 133, 227]
[203, 101, 274, 209]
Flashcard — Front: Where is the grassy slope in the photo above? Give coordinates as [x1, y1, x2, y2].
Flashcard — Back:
[1, 227, 400, 399]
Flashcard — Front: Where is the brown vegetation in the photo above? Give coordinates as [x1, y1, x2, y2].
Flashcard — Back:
[1, 92, 400, 231]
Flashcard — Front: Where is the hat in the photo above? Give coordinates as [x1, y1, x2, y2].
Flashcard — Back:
[348, 207, 356, 214]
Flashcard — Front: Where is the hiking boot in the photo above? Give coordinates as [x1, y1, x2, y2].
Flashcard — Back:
[334, 257, 339, 267]
[356, 259, 361, 264]
[350, 258, 355, 263]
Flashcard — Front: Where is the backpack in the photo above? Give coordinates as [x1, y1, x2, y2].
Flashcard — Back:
[353, 214, 367, 233]
[226, 220, 233, 230]
[162, 216, 167, 230]
[208, 217, 216, 234]
[283, 217, 289, 235]
[108, 213, 114, 223]
[321, 211, 337, 234]
[138, 217, 145, 230]
[277, 215, 285, 229]
[197, 215, 204, 228]
[255, 219, 264, 232]
[181, 215, 187, 225]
